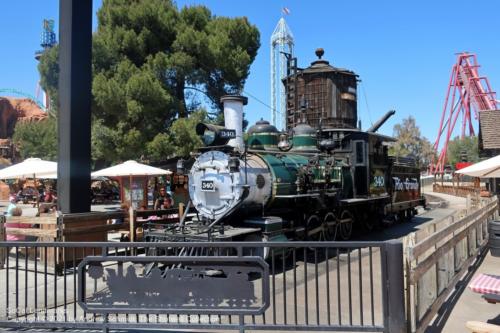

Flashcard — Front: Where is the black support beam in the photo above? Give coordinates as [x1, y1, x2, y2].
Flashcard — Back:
[58, 0, 93, 213]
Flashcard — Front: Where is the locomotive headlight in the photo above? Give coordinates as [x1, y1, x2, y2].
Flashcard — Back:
[196, 123, 236, 147]
[202, 129, 216, 146]
[228, 156, 240, 172]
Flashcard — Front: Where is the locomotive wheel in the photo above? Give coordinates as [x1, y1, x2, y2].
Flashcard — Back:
[360, 210, 377, 232]
[306, 214, 323, 241]
[338, 210, 354, 240]
[323, 212, 337, 241]
[406, 208, 416, 220]
[397, 211, 406, 223]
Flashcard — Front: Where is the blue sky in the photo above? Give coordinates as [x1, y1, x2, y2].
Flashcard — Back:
[1, 0, 499, 143]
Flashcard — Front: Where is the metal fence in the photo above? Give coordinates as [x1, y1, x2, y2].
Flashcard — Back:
[0, 240, 405, 332]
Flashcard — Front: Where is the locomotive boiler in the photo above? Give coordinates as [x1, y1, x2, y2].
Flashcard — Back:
[146, 49, 424, 244]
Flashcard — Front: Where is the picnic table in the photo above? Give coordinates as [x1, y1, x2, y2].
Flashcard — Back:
[469, 273, 500, 303]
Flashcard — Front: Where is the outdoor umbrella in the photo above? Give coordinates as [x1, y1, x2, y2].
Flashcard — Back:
[455, 155, 500, 178]
[91, 160, 171, 208]
[0, 158, 58, 207]
[0, 158, 57, 179]
[91, 160, 171, 177]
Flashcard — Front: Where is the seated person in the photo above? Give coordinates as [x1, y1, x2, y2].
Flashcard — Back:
[154, 187, 173, 210]
[5, 195, 17, 216]
[44, 188, 56, 203]
[110, 202, 129, 225]
[5, 196, 30, 241]
[16, 189, 23, 202]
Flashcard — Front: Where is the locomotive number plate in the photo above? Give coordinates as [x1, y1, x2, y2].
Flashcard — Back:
[219, 129, 236, 139]
[201, 180, 215, 192]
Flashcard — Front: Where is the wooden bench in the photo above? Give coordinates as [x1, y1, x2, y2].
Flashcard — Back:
[0, 212, 128, 272]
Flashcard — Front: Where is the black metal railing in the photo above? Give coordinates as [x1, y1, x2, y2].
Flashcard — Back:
[0, 241, 405, 332]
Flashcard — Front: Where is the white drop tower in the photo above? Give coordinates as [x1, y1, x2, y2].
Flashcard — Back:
[270, 17, 294, 131]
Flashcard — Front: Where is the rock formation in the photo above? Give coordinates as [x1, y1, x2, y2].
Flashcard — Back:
[0, 97, 48, 138]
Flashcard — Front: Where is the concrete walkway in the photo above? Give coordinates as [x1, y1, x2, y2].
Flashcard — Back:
[428, 251, 500, 332]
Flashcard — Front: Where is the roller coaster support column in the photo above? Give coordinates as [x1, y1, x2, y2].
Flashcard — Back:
[58, 0, 93, 213]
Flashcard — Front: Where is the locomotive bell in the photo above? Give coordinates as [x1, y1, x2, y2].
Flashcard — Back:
[278, 134, 292, 151]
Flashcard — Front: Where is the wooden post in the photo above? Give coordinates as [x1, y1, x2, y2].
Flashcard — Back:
[129, 206, 135, 242]
[466, 194, 471, 214]
[178, 202, 185, 219]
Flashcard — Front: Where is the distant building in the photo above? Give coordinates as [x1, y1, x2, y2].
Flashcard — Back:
[478, 109, 500, 157]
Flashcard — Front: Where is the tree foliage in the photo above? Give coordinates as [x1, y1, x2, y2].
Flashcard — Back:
[389, 116, 435, 167]
[38, 46, 59, 114]
[12, 118, 57, 161]
[147, 110, 207, 160]
[36, 0, 260, 165]
[446, 136, 479, 167]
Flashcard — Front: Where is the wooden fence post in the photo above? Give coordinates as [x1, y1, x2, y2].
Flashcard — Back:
[178, 203, 185, 220]
[466, 194, 471, 214]
[129, 206, 135, 243]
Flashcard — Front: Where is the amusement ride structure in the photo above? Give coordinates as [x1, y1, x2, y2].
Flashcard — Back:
[270, 15, 294, 131]
[35, 19, 57, 111]
[0, 89, 46, 112]
[0, 20, 56, 113]
[430, 52, 499, 174]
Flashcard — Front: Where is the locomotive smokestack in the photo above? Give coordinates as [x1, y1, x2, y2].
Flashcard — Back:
[221, 95, 247, 151]
[367, 110, 396, 133]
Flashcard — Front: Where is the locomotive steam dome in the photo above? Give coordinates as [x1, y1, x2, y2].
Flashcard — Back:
[247, 119, 279, 150]
[291, 122, 318, 152]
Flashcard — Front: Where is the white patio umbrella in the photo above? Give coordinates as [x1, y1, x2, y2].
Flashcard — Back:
[0, 158, 58, 207]
[455, 155, 500, 178]
[91, 160, 171, 177]
[91, 160, 171, 209]
[0, 158, 57, 179]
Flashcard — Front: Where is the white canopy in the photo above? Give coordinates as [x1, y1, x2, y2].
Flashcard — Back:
[455, 155, 500, 177]
[91, 160, 172, 177]
[0, 158, 57, 179]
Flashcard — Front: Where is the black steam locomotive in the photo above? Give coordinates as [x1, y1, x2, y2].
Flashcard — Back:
[146, 49, 424, 244]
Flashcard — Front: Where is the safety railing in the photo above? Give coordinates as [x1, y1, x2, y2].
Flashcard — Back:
[405, 196, 498, 333]
[0, 240, 405, 332]
[432, 183, 485, 198]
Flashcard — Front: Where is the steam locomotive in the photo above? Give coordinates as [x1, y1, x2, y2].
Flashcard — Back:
[146, 49, 424, 244]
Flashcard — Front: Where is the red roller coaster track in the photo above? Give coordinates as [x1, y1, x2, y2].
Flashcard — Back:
[430, 52, 498, 174]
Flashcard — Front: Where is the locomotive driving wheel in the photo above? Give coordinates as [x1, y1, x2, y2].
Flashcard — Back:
[322, 212, 337, 241]
[306, 214, 323, 241]
[338, 210, 354, 240]
[306, 213, 337, 241]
